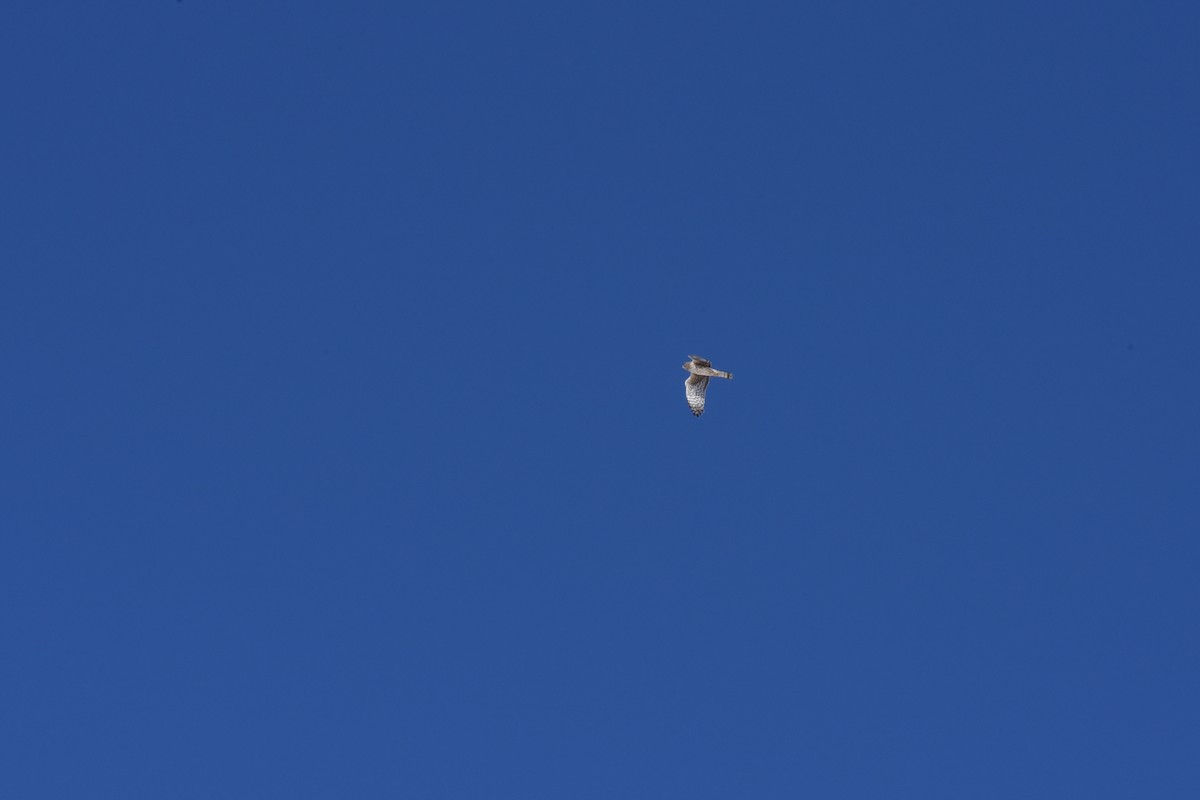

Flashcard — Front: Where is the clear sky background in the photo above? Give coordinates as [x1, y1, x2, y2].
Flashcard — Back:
[3, 2, 1199, 797]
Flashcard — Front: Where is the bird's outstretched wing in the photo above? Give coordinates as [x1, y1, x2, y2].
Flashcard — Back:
[688, 355, 712, 368]
[685, 374, 709, 416]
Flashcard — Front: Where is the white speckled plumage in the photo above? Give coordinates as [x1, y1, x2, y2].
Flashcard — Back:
[682, 355, 732, 416]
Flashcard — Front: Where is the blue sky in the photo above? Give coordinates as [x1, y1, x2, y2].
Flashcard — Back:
[3, 2, 1199, 797]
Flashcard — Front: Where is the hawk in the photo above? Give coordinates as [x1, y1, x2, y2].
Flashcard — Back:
[683, 355, 733, 416]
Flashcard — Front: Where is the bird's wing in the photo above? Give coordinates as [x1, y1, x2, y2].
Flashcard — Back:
[685, 374, 709, 416]
[688, 355, 712, 368]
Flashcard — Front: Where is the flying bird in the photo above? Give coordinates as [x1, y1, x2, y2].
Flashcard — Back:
[683, 355, 733, 416]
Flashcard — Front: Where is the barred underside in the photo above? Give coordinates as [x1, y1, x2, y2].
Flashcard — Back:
[685, 374, 709, 416]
